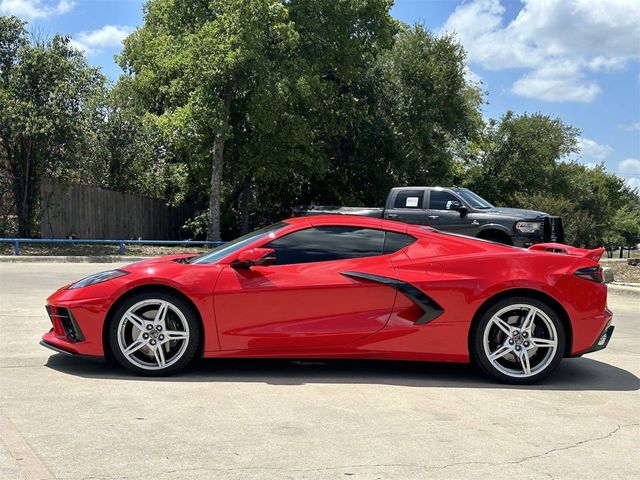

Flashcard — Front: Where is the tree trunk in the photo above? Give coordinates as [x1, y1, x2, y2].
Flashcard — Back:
[12, 141, 38, 238]
[240, 175, 251, 234]
[206, 132, 225, 241]
[207, 81, 234, 241]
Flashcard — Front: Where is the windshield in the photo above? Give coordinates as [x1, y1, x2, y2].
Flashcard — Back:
[189, 222, 287, 265]
[456, 189, 494, 209]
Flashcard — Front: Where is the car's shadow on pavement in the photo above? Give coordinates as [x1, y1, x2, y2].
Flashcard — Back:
[44, 354, 640, 391]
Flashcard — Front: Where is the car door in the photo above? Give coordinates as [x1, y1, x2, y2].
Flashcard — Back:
[424, 190, 470, 233]
[383, 189, 427, 224]
[213, 225, 398, 351]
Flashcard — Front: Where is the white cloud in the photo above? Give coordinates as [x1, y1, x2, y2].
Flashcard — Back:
[620, 122, 640, 132]
[511, 62, 600, 102]
[0, 0, 74, 19]
[618, 158, 640, 190]
[619, 158, 640, 173]
[577, 137, 612, 160]
[71, 25, 133, 56]
[441, 0, 640, 103]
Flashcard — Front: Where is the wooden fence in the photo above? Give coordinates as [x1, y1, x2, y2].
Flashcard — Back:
[40, 180, 195, 240]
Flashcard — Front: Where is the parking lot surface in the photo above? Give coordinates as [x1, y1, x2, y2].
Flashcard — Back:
[1, 262, 638, 480]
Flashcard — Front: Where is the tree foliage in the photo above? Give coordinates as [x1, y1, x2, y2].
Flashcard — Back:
[118, 0, 306, 240]
[465, 111, 580, 205]
[0, 15, 106, 236]
[1, 5, 638, 248]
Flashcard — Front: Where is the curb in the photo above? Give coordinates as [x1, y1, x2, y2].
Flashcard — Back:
[607, 284, 640, 299]
[0, 256, 150, 263]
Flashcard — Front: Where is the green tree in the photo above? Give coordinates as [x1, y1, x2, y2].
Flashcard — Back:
[466, 112, 579, 205]
[610, 204, 640, 257]
[88, 82, 178, 199]
[376, 24, 483, 186]
[118, 0, 401, 239]
[236, 0, 398, 230]
[294, 23, 482, 210]
[516, 163, 640, 248]
[119, 0, 300, 240]
[0, 16, 106, 236]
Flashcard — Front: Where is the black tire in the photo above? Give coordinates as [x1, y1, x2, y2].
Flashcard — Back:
[471, 296, 566, 384]
[108, 291, 200, 376]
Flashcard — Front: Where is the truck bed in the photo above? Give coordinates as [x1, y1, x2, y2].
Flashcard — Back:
[292, 206, 384, 218]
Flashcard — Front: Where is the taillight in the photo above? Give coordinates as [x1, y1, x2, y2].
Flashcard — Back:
[574, 266, 603, 283]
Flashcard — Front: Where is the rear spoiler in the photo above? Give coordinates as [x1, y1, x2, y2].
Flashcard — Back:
[528, 243, 605, 262]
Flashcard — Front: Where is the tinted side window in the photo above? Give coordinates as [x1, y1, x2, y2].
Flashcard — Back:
[429, 191, 460, 210]
[383, 231, 416, 254]
[393, 190, 424, 209]
[265, 226, 385, 265]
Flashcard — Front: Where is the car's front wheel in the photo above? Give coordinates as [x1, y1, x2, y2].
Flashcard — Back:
[472, 297, 566, 384]
[108, 291, 200, 376]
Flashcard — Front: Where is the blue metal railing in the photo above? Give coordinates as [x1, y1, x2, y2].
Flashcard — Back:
[0, 238, 225, 256]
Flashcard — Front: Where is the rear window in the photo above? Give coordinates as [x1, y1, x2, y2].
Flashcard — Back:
[394, 190, 424, 209]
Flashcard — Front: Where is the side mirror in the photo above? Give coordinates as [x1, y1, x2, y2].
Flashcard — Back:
[231, 247, 276, 269]
[447, 200, 467, 214]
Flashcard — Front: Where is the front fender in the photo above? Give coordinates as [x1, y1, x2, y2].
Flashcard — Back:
[477, 223, 513, 237]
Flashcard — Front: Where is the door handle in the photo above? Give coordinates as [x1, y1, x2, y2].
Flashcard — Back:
[427, 215, 439, 220]
[387, 213, 398, 218]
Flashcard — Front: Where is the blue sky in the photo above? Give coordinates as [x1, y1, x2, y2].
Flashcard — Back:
[2, 0, 639, 189]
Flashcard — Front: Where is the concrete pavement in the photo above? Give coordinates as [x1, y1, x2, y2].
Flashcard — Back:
[0, 262, 638, 480]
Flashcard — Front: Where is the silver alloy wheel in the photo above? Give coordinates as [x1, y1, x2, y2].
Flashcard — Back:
[116, 299, 190, 371]
[482, 303, 558, 379]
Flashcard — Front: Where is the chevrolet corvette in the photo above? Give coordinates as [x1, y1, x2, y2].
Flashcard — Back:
[41, 215, 614, 384]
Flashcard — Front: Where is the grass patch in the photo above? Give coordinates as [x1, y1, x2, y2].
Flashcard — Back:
[601, 260, 640, 284]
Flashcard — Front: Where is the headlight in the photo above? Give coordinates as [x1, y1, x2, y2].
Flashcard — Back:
[68, 270, 129, 289]
[515, 221, 542, 234]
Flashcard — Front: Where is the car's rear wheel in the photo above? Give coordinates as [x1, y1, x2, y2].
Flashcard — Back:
[471, 297, 565, 384]
[108, 292, 200, 376]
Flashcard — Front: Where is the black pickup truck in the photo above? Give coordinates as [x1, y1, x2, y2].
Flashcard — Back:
[293, 186, 564, 248]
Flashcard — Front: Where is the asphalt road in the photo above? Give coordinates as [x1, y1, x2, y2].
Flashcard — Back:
[0, 262, 638, 480]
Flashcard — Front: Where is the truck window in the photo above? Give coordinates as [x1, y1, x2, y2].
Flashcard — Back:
[264, 226, 385, 265]
[456, 189, 494, 209]
[394, 190, 424, 209]
[429, 191, 460, 210]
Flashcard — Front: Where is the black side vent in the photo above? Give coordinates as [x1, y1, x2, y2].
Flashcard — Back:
[341, 271, 444, 325]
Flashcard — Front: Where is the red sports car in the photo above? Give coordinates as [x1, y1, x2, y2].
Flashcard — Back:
[41, 215, 613, 384]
